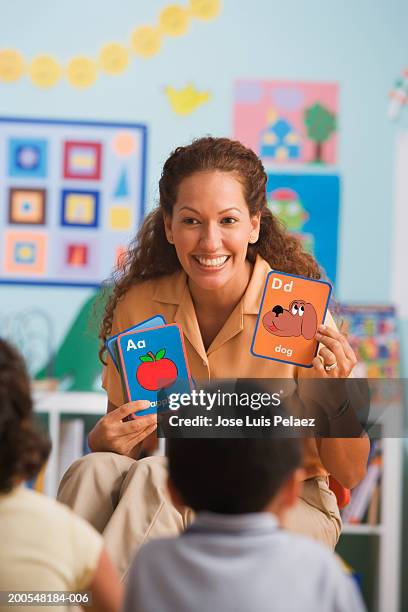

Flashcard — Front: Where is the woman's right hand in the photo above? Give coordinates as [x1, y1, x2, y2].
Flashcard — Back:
[88, 400, 157, 459]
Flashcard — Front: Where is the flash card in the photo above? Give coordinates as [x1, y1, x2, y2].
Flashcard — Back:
[251, 271, 332, 368]
[106, 315, 166, 370]
[117, 323, 192, 415]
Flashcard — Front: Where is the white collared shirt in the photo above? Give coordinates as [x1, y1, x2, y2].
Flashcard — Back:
[124, 511, 366, 612]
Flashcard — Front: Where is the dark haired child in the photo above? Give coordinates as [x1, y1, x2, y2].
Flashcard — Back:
[124, 417, 365, 611]
[0, 338, 122, 612]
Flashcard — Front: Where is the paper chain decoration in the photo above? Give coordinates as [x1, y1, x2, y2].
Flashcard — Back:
[388, 68, 408, 120]
[0, 0, 221, 89]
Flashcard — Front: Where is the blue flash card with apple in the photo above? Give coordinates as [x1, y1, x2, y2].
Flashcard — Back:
[106, 315, 166, 370]
[117, 323, 192, 416]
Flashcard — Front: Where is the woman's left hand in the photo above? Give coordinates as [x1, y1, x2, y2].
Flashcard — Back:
[312, 324, 357, 378]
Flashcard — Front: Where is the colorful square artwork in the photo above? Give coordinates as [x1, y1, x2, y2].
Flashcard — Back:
[61, 190, 99, 228]
[267, 174, 340, 284]
[4, 231, 47, 275]
[115, 246, 126, 268]
[8, 188, 46, 225]
[57, 235, 99, 278]
[67, 244, 89, 267]
[234, 80, 338, 165]
[63, 141, 102, 180]
[109, 206, 132, 230]
[8, 138, 48, 178]
[0, 117, 147, 287]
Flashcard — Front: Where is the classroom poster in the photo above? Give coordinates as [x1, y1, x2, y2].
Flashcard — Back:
[233, 80, 338, 165]
[392, 131, 408, 318]
[338, 304, 401, 379]
[266, 173, 340, 285]
[0, 117, 147, 287]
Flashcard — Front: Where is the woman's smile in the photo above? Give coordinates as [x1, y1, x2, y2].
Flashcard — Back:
[164, 170, 260, 293]
[192, 254, 231, 270]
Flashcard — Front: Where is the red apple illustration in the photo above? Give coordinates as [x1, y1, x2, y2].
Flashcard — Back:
[136, 348, 178, 391]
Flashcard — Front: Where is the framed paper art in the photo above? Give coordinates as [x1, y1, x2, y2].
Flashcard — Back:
[267, 173, 340, 285]
[0, 117, 147, 287]
[234, 80, 338, 166]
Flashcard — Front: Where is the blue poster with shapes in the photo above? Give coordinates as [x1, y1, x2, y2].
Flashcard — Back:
[266, 173, 340, 285]
[0, 117, 147, 287]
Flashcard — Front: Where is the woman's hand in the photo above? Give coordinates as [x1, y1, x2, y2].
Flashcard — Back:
[299, 323, 362, 421]
[312, 324, 357, 378]
[299, 324, 369, 488]
[88, 401, 157, 459]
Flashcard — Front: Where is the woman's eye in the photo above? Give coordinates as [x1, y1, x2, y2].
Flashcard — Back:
[298, 305, 304, 317]
[291, 304, 298, 315]
[182, 218, 199, 225]
[221, 217, 237, 224]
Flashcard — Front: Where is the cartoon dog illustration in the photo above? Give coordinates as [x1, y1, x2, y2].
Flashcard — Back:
[262, 300, 318, 340]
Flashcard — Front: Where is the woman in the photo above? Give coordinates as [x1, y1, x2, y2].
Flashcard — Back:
[0, 338, 123, 612]
[58, 137, 369, 578]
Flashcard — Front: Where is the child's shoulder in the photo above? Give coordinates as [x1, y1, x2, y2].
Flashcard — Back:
[130, 534, 183, 572]
[274, 529, 346, 575]
[1, 487, 102, 544]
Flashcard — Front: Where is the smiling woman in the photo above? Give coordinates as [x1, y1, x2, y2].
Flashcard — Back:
[57, 137, 369, 578]
[164, 170, 261, 348]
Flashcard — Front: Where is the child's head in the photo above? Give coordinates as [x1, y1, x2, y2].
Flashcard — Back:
[166, 382, 303, 516]
[0, 338, 50, 493]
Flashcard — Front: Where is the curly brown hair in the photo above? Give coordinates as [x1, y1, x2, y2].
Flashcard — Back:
[99, 137, 320, 362]
[0, 339, 51, 493]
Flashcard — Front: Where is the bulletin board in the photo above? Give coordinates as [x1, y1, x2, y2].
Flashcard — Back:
[233, 79, 338, 166]
[267, 173, 340, 284]
[338, 304, 401, 378]
[0, 117, 147, 287]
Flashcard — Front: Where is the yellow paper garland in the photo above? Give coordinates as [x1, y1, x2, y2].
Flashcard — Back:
[99, 43, 129, 75]
[131, 26, 162, 58]
[67, 57, 98, 88]
[159, 5, 190, 36]
[0, 49, 25, 82]
[0, 0, 222, 89]
[29, 55, 61, 88]
[189, 0, 221, 20]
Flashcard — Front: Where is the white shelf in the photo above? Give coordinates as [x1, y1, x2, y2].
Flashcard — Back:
[338, 436, 402, 612]
[34, 392, 106, 498]
[341, 523, 384, 536]
[34, 391, 106, 414]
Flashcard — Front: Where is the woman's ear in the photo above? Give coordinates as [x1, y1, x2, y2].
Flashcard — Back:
[249, 212, 261, 243]
[163, 213, 174, 244]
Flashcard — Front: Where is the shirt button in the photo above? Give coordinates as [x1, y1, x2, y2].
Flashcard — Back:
[202, 360, 208, 367]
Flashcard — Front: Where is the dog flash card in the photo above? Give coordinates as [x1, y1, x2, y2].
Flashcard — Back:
[117, 323, 193, 414]
[251, 271, 332, 367]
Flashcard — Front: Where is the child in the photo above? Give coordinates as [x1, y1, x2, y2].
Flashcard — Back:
[0, 338, 122, 612]
[124, 385, 366, 612]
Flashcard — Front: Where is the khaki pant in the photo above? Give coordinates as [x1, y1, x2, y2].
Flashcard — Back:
[57, 453, 341, 579]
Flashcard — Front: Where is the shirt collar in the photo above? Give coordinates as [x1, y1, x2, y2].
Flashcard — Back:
[152, 255, 271, 314]
[242, 255, 272, 314]
[151, 255, 271, 360]
[152, 267, 187, 304]
[189, 511, 279, 534]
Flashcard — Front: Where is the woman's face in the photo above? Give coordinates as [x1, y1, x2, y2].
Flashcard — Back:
[164, 171, 260, 291]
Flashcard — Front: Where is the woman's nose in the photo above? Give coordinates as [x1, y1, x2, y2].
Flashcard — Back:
[199, 224, 222, 251]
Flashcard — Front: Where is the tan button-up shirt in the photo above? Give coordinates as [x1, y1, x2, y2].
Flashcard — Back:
[103, 255, 333, 478]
